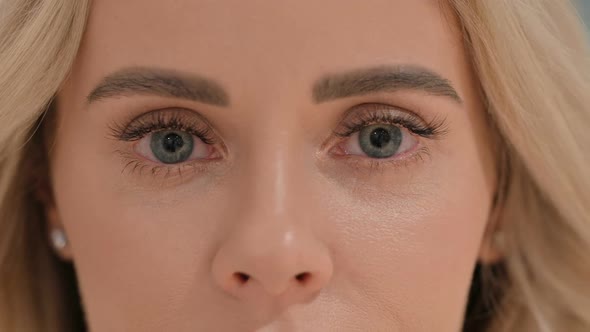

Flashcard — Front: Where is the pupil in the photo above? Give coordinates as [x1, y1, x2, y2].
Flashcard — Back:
[162, 133, 184, 153]
[370, 128, 391, 148]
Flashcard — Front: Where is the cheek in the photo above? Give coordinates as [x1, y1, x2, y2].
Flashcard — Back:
[49, 110, 224, 328]
[325, 164, 492, 330]
[51, 169, 229, 329]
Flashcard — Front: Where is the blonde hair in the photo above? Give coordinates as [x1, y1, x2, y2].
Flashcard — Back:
[0, 0, 90, 330]
[0, 0, 588, 331]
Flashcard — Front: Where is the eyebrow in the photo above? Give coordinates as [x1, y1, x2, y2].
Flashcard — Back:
[87, 64, 461, 107]
[87, 67, 230, 106]
[312, 65, 462, 104]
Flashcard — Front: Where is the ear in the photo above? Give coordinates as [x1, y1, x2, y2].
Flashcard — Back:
[46, 205, 73, 261]
[477, 193, 505, 264]
[478, 135, 512, 265]
[29, 107, 73, 261]
[37, 186, 73, 261]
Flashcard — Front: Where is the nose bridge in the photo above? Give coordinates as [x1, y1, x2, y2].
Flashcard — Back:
[210, 116, 333, 309]
[231, 125, 315, 274]
[242, 117, 307, 220]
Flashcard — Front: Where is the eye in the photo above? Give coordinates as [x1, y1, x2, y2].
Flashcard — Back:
[338, 124, 418, 159]
[134, 129, 217, 164]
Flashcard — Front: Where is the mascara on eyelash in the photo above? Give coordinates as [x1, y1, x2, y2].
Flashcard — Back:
[107, 110, 217, 144]
[334, 106, 448, 139]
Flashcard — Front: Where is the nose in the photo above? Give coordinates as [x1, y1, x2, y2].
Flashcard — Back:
[211, 142, 333, 310]
[211, 224, 333, 307]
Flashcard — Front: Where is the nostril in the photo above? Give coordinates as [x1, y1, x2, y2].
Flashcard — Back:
[295, 272, 311, 284]
[234, 272, 250, 284]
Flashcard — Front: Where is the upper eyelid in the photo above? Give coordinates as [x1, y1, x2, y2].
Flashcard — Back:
[108, 107, 217, 141]
[125, 107, 212, 131]
[339, 103, 426, 125]
[334, 103, 430, 133]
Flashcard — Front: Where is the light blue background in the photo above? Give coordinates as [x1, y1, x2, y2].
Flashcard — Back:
[581, 0, 590, 28]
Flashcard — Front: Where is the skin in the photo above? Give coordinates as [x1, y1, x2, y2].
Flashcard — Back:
[46, 0, 500, 331]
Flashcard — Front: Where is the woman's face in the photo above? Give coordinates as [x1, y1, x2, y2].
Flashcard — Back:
[49, 0, 497, 331]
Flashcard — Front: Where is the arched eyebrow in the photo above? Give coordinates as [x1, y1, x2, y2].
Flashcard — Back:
[86, 64, 462, 107]
[86, 67, 230, 107]
[312, 65, 462, 104]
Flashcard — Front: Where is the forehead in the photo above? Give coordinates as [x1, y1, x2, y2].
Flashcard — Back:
[70, 0, 465, 103]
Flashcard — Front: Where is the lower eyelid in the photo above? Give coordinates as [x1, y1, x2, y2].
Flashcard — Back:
[115, 149, 219, 187]
[335, 140, 423, 161]
[332, 145, 432, 173]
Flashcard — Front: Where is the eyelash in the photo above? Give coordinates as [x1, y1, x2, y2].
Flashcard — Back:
[108, 104, 448, 178]
[108, 109, 217, 144]
[333, 104, 447, 139]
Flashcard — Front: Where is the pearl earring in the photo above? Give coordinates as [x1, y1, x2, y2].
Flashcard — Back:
[50, 228, 68, 250]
